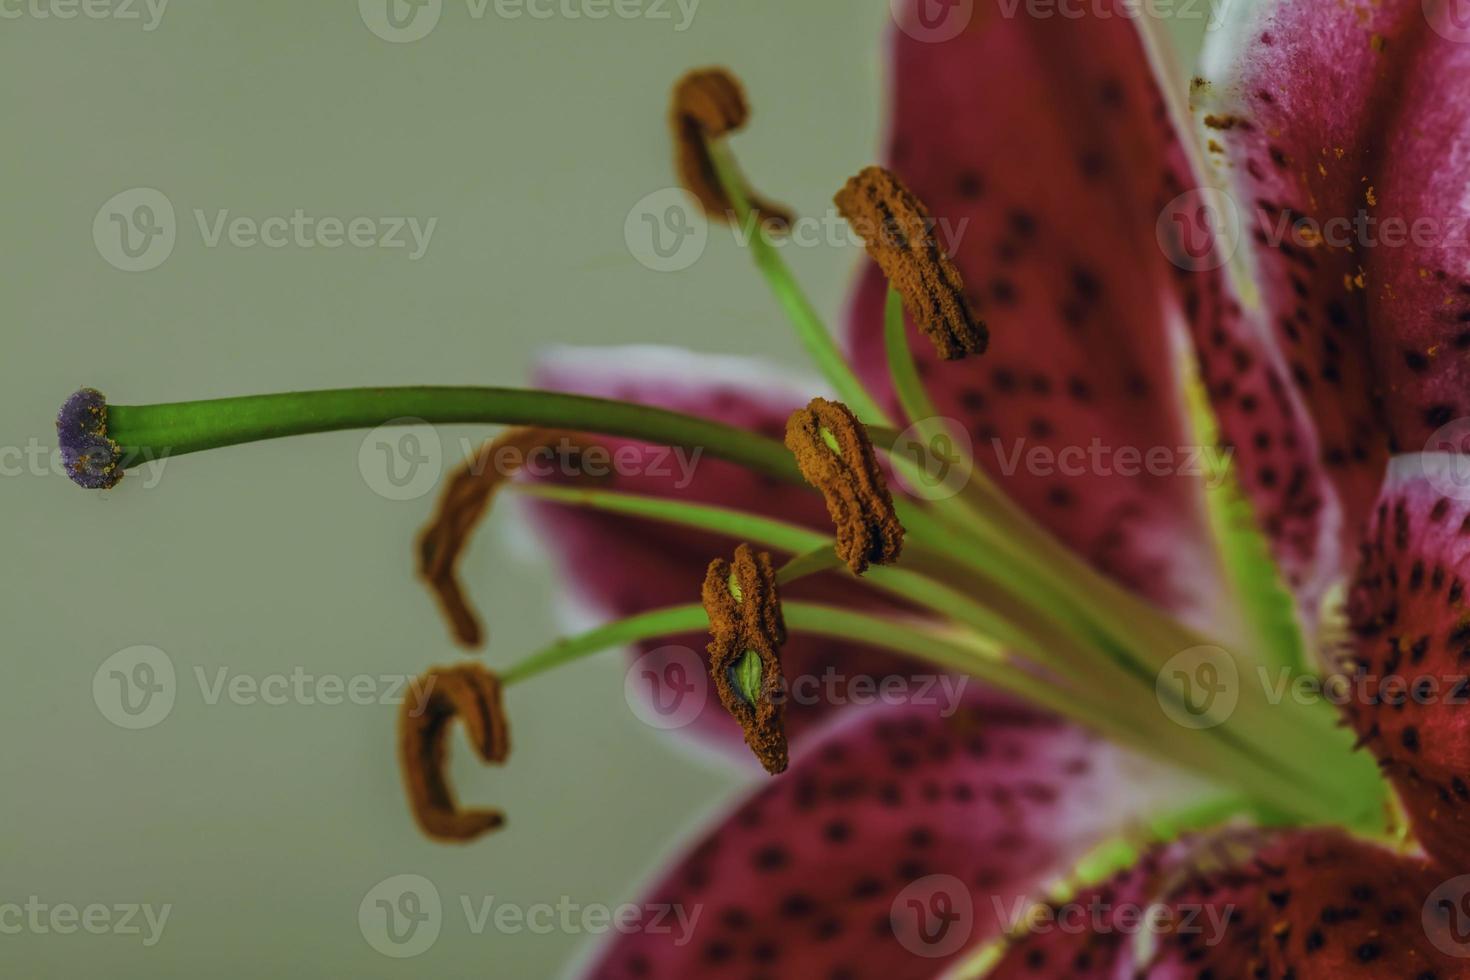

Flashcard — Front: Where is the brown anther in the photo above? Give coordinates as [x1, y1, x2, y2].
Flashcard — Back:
[398, 663, 511, 843]
[834, 165, 987, 360]
[672, 68, 793, 231]
[785, 398, 904, 574]
[418, 428, 580, 648]
[702, 544, 789, 775]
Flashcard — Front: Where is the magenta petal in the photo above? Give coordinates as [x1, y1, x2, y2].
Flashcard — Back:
[1192, 2, 1470, 607]
[986, 839, 1247, 980]
[1174, 831, 1453, 978]
[528, 346, 923, 754]
[846, 1, 1225, 626]
[1348, 455, 1470, 872]
[578, 695, 1176, 980]
[991, 829, 1457, 979]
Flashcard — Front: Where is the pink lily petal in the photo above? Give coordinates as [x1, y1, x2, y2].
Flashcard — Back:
[1192, 2, 1470, 610]
[527, 345, 923, 755]
[846, 1, 1226, 629]
[985, 837, 1257, 980]
[991, 829, 1457, 978]
[1348, 455, 1470, 872]
[576, 694, 1182, 980]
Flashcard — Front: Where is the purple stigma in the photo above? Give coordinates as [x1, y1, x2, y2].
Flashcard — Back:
[57, 388, 123, 489]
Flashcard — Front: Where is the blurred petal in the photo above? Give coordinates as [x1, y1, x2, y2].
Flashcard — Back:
[528, 345, 923, 754]
[1348, 455, 1470, 872]
[992, 829, 1456, 979]
[847, 0, 1226, 628]
[1192, 0, 1470, 611]
[578, 695, 1181, 980]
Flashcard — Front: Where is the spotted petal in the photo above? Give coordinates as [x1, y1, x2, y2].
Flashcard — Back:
[991, 829, 1458, 979]
[576, 694, 1182, 980]
[527, 345, 923, 755]
[1348, 455, 1470, 872]
[846, 0, 1227, 630]
[1191, 0, 1470, 615]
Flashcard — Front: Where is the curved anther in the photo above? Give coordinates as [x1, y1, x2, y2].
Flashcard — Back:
[672, 67, 793, 231]
[398, 663, 511, 843]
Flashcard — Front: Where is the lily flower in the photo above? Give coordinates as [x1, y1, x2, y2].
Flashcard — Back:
[55, 1, 1470, 977]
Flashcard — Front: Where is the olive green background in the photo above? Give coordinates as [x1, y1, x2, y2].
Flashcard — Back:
[1, 4, 1206, 976]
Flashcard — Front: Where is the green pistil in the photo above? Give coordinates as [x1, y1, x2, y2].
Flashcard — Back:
[103, 387, 801, 483]
[704, 139, 890, 426]
[726, 572, 743, 602]
[818, 426, 841, 454]
[504, 483, 1366, 823]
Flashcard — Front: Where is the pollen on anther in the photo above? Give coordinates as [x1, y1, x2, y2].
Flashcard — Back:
[671, 68, 793, 231]
[835, 166, 987, 361]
